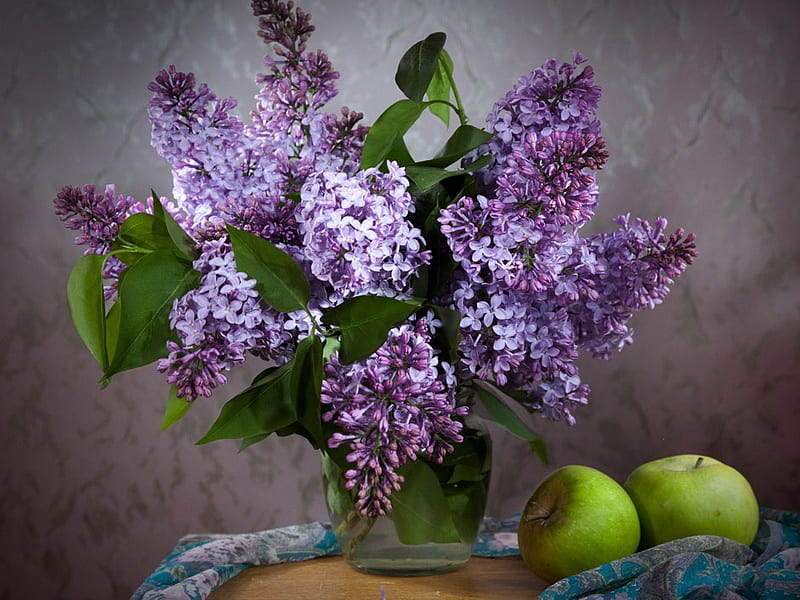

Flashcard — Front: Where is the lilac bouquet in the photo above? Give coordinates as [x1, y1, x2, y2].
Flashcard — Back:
[55, 1, 695, 541]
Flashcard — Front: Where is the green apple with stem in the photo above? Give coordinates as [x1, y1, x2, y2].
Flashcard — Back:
[517, 465, 641, 584]
[623, 454, 760, 548]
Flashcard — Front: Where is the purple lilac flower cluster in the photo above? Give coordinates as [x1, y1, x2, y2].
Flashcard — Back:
[296, 161, 430, 301]
[156, 238, 295, 402]
[54, 184, 145, 299]
[439, 53, 695, 426]
[321, 315, 465, 517]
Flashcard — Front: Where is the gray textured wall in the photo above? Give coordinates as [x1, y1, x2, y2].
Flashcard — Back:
[2, 1, 799, 597]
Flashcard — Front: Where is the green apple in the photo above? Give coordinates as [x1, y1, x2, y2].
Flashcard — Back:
[623, 454, 760, 548]
[517, 465, 641, 584]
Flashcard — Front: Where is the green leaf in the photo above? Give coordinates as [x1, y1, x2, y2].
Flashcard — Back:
[321, 295, 421, 364]
[386, 135, 415, 167]
[360, 100, 426, 170]
[161, 386, 192, 430]
[66, 253, 108, 370]
[151, 191, 197, 261]
[395, 32, 446, 103]
[444, 480, 489, 543]
[105, 250, 200, 378]
[197, 360, 296, 444]
[405, 154, 492, 192]
[429, 304, 462, 366]
[226, 224, 310, 313]
[112, 213, 174, 261]
[239, 434, 268, 451]
[111, 195, 196, 265]
[472, 380, 548, 463]
[102, 300, 121, 386]
[290, 335, 325, 448]
[391, 460, 461, 544]
[426, 49, 454, 126]
[321, 452, 355, 518]
[417, 125, 494, 169]
[322, 336, 341, 362]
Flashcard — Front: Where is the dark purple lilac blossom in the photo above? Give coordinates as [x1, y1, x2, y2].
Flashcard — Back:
[53, 184, 146, 299]
[321, 315, 465, 517]
[474, 52, 602, 193]
[54, 183, 144, 255]
[439, 54, 696, 429]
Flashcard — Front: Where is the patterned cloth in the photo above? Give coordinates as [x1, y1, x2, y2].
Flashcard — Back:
[539, 508, 800, 600]
[132, 509, 800, 600]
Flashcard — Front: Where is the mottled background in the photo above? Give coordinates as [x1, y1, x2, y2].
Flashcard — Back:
[1, 0, 799, 598]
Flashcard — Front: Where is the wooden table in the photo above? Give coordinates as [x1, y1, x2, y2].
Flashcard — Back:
[207, 556, 548, 599]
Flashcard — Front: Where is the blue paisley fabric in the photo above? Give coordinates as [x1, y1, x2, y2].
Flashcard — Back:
[539, 508, 800, 600]
[132, 509, 799, 600]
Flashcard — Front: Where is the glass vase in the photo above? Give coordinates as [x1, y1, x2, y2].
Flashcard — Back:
[321, 417, 491, 576]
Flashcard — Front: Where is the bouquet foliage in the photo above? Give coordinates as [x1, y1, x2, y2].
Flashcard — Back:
[55, 0, 696, 537]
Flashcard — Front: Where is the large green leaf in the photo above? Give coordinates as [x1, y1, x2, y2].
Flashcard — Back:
[391, 460, 461, 545]
[395, 32, 446, 103]
[444, 480, 489, 543]
[292, 335, 325, 448]
[417, 125, 494, 169]
[105, 250, 200, 377]
[472, 380, 548, 463]
[66, 253, 108, 370]
[111, 194, 196, 265]
[426, 48, 454, 126]
[226, 224, 310, 313]
[196, 360, 296, 444]
[111, 213, 174, 264]
[360, 100, 426, 170]
[321, 295, 421, 364]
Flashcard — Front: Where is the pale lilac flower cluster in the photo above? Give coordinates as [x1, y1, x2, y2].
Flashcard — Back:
[150, 1, 374, 396]
[147, 66, 258, 227]
[296, 162, 430, 300]
[439, 55, 696, 426]
[145, 0, 366, 238]
[156, 238, 294, 402]
[251, 0, 366, 179]
[321, 316, 465, 516]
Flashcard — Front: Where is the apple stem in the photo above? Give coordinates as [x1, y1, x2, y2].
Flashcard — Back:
[694, 456, 704, 469]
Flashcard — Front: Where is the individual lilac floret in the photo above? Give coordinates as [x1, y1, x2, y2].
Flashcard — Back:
[157, 238, 295, 402]
[321, 316, 466, 517]
[296, 162, 430, 300]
